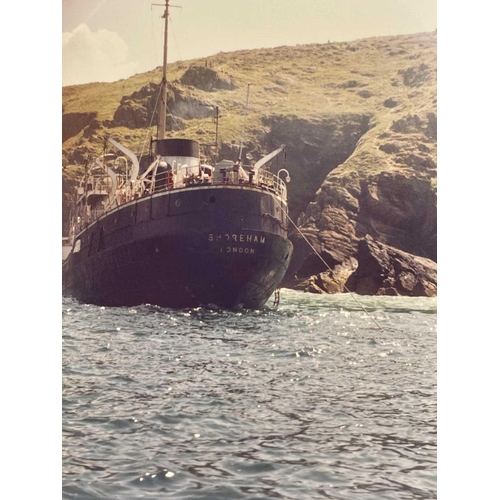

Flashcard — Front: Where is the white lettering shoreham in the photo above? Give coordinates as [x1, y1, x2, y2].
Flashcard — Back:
[208, 233, 266, 244]
[208, 232, 264, 255]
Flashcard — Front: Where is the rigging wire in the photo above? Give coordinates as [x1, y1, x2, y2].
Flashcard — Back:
[169, 13, 183, 63]
[139, 8, 183, 163]
[138, 86, 162, 166]
[165, 102, 183, 130]
[134, 5, 165, 167]
[150, 3, 160, 73]
[261, 181, 384, 331]
[239, 84, 251, 162]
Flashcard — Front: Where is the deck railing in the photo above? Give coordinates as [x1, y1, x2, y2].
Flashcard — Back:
[73, 166, 287, 234]
[141, 167, 287, 200]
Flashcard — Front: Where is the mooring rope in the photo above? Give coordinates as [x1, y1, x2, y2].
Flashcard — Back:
[262, 183, 384, 331]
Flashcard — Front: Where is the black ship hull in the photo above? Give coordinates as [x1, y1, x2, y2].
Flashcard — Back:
[62, 185, 292, 309]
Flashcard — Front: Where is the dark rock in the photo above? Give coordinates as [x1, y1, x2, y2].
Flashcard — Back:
[394, 153, 436, 171]
[112, 82, 214, 129]
[398, 63, 432, 87]
[354, 236, 436, 296]
[180, 65, 237, 92]
[294, 257, 358, 294]
[262, 114, 371, 221]
[425, 113, 437, 140]
[388, 49, 407, 56]
[68, 146, 95, 165]
[284, 168, 437, 292]
[112, 82, 160, 128]
[357, 175, 437, 260]
[390, 114, 425, 134]
[62, 112, 97, 143]
[383, 97, 398, 108]
[338, 80, 366, 89]
[295, 278, 327, 294]
[82, 119, 103, 138]
[379, 142, 401, 154]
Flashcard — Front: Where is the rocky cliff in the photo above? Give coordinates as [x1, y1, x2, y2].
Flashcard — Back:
[62, 30, 437, 296]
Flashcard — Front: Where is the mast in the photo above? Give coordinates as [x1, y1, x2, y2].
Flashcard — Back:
[158, 0, 170, 140]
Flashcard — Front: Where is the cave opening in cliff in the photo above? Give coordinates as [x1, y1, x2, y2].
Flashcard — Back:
[295, 251, 339, 280]
[263, 114, 372, 222]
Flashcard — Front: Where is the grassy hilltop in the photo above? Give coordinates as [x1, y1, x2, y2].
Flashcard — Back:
[62, 30, 437, 295]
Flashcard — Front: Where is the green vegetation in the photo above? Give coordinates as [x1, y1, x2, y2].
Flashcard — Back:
[62, 31, 437, 238]
[63, 31, 435, 149]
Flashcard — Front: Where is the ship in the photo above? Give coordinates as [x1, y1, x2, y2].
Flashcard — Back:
[62, 0, 293, 309]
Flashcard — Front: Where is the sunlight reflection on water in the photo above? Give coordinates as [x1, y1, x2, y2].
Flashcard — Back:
[63, 290, 436, 500]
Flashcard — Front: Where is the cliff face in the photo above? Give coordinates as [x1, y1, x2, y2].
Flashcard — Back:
[62, 31, 437, 296]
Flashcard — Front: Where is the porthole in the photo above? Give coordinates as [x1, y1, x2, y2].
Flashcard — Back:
[208, 196, 216, 204]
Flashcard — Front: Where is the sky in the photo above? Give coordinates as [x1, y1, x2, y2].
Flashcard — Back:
[62, 0, 437, 86]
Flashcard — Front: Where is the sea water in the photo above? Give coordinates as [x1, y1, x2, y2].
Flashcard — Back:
[62, 289, 437, 499]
